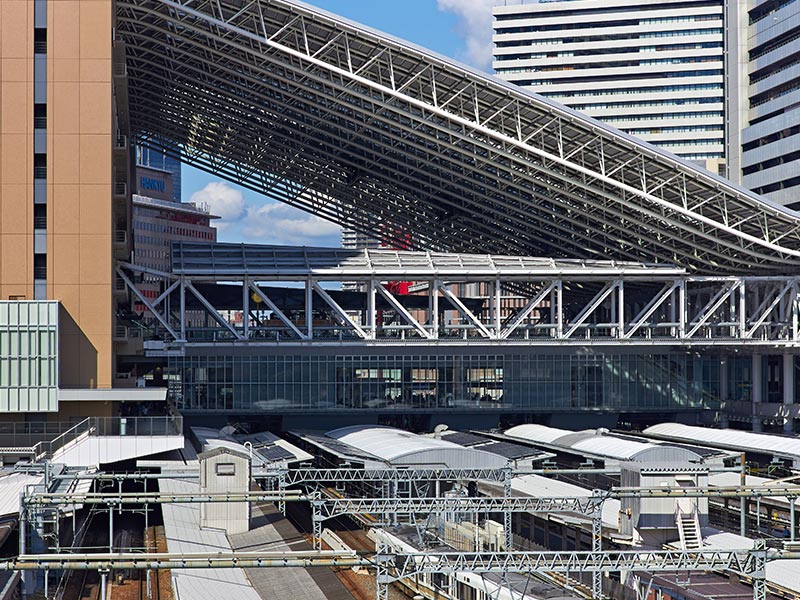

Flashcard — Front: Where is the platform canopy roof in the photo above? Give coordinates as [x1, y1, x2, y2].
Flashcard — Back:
[168, 242, 685, 280]
[326, 425, 509, 469]
[644, 423, 800, 461]
[117, 0, 800, 274]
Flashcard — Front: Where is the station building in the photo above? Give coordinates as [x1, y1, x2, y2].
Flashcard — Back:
[0, 0, 800, 434]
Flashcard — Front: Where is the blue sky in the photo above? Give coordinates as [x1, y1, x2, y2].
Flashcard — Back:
[184, 0, 495, 247]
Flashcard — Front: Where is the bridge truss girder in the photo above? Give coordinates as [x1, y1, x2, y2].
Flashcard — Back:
[119, 261, 800, 347]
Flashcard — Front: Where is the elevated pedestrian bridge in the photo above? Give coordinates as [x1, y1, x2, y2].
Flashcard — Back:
[0, 416, 184, 468]
[123, 243, 800, 350]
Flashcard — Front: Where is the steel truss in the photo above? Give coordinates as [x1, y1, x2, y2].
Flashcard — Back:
[113, 0, 800, 274]
[376, 548, 761, 581]
[22, 479, 791, 600]
[311, 495, 601, 522]
[8, 546, 776, 600]
[120, 257, 800, 347]
[275, 467, 513, 486]
[6, 547, 779, 574]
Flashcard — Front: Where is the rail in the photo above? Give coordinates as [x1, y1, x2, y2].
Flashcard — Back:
[0, 416, 183, 460]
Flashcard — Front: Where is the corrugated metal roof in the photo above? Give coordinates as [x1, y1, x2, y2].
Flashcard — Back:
[644, 423, 800, 459]
[709, 472, 800, 507]
[171, 243, 683, 279]
[0, 473, 44, 517]
[191, 427, 313, 466]
[510, 475, 621, 530]
[571, 437, 660, 460]
[326, 425, 508, 468]
[504, 424, 575, 445]
[505, 424, 665, 460]
[701, 528, 800, 594]
[159, 476, 262, 600]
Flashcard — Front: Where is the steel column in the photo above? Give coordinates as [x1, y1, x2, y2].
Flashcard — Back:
[752, 354, 763, 432]
[784, 353, 795, 433]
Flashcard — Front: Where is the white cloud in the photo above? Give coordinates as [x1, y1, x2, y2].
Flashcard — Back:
[189, 181, 246, 222]
[241, 202, 341, 246]
[437, 0, 495, 70]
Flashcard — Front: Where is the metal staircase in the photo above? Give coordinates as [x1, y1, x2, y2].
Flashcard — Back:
[676, 505, 703, 550]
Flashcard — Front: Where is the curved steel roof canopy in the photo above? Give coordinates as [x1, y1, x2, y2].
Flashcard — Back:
[116, 0, 800, 274]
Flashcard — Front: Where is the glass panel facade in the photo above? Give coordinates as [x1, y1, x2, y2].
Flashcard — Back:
[168, 349, 723, 414]
[0, 302, 58, 412]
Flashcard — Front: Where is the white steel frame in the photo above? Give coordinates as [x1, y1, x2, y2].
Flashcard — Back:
[119, 248, 800, 347]
[113, 0, 800, 275]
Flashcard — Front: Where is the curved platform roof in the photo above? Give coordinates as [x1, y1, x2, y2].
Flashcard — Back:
[117, 0, 800, 274]
[169, 242, 685, 279]
[326, 426, 508, 469]
[504, 424, 712, 463]
[644, 423, 800, 462]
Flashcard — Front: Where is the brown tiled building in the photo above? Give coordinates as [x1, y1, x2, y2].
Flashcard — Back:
[1, 0, 122, 414]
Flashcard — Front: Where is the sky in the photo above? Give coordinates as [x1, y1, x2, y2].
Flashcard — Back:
[183, 0, 496, 248]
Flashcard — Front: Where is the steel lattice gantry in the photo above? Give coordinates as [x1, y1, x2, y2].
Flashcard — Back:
[115, 0, 800, 275]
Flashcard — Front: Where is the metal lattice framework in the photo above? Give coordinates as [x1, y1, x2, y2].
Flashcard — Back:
[120, 248, 800, 347]
[2, 547, 769, 574]
[114, 0, 800, 274]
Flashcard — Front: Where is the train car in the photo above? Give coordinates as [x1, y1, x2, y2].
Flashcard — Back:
[369, 527, 582, 600]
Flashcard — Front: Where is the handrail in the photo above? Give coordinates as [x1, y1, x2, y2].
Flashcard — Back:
[0, 416, 184, 460]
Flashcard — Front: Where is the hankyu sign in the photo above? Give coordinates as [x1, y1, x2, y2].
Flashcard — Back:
[135, 166, 174, 201]
[140, 176, 165, 193]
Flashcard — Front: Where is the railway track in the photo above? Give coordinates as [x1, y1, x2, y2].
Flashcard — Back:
[77, 570, 102, 600]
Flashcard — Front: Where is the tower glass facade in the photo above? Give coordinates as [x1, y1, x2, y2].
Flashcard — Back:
[739, 0, 800, 206]
[493, 0, 726, 170]
[168, 348, 723, 415]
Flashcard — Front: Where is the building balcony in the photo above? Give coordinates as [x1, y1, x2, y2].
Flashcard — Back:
[113, 274, 128, 296]
[113, 230, 129, 259]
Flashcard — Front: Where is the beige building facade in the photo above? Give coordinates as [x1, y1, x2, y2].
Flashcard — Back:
[0, 0, 121, 400]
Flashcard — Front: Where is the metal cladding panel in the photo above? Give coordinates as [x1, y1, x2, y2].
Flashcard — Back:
[571, 437, 658, 460]
[159, 477, 261, 600]
[510, 474, 622, 530]
[767, 560, 800, 595]
[0, 473, 44, 518]
[629, 446, 704, 464]
[199, 448, 250, 534]
[327, 425, 508, 468]
[644, 423, 800, 461]
[504, 424, 575, 445]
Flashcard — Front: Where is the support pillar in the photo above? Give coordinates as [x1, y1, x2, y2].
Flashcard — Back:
[720, 357, 729, 428]
[375, 541, 390, 600]
[311, 500, 323, 550]
[752, 354, 763, 432]
[784, 353, 795, 433]
[751, 539, 767, 600]
[305, 279, 313, 339]
[741, 454, 748, 537]
[591, 492, 604, 600]
[242, 278, 249, 340]
[278, 471, 287, 515]
[503, 469, 513, 550]
[100, 569, 109, 600]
